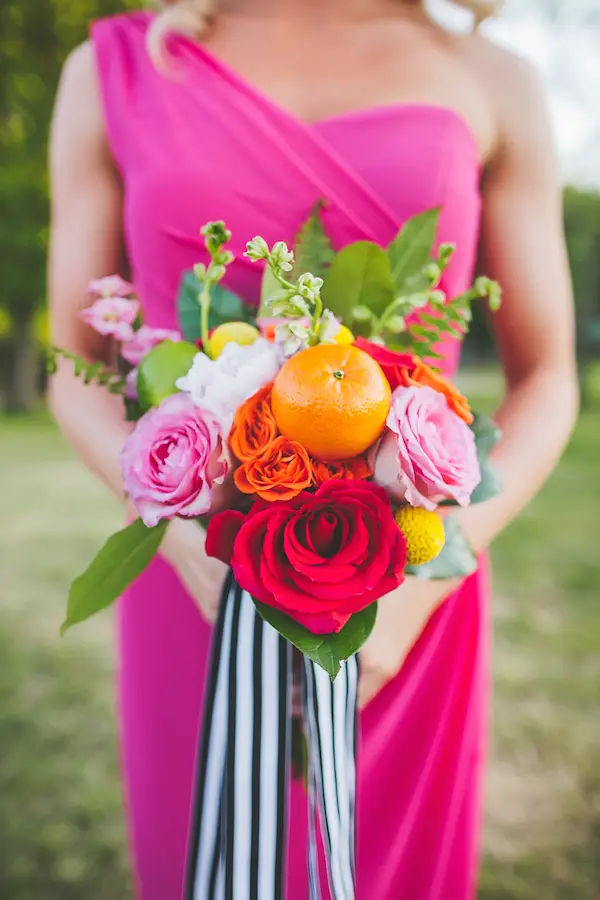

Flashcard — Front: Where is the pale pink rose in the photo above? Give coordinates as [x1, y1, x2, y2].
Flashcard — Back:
[121, 325, 181, 366]
[79, 297, 139, 342]
[88, 275, 135, 299]
[373, 385, 481, 510]
[120, 393, 229, 527]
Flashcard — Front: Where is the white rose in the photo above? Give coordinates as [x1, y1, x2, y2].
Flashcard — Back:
[176, 338, 282, 433]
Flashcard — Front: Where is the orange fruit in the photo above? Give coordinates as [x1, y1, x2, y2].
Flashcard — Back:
[271, 344, 391, 461]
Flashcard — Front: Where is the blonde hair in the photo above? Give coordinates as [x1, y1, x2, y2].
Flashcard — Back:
[149, 0, 504, 60]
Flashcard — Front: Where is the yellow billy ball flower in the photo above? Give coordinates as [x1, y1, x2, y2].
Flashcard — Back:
[395, 506, 445, 566]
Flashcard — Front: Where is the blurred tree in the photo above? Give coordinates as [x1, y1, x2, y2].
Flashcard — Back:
[0, 0, 137, 412]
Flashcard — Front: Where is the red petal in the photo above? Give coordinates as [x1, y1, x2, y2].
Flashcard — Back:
[205, 510, 245, 564]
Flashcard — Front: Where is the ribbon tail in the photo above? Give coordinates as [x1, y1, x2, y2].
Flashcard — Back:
[304, 656, 359, 900]
[186, 580, 293, 900]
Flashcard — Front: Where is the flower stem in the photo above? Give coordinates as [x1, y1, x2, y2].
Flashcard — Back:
[268, 259, 296, 293]
[200, 283, 212, 359]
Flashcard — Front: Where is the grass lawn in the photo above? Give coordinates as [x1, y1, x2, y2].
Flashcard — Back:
[1, 378, 599, 899]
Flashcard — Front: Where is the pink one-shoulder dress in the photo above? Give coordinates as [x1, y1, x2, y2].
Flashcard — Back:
[91, 12, 490, 900]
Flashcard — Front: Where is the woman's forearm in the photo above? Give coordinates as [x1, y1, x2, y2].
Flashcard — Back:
[456, 365, 579, 553]
[49, 366, 133, 502]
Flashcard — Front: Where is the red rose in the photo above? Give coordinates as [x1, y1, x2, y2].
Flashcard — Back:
[354, 337, 417, 391]
[206, 480, 407, 634]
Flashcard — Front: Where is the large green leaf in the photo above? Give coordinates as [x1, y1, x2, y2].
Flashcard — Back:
[470, 412, 503, 504]
[137, 339, 199, 411]
[177, 270, 256, 342]
[290, 201, 336, 281]
[322, 241, 395, 323]
[255, 602, 378, 679]
[388, 208, 441, 295]
[406, 514, 477, 580]
[61, 519, 168, 635]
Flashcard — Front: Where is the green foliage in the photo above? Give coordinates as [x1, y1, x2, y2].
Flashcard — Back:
[177, 272, 257, 343]
[46, 346, 126, 393]
[289, 201, 335, 281]
[62, 518, 167, 635]
[388, 207, 440, 294]
[322, 241, 395, 322]
[470, 412, 503, 504]
[136, 339, 198, 411]
[0, 0, 137, 326]
[406, 514, 478, 580]
[255, 602, 378, 679]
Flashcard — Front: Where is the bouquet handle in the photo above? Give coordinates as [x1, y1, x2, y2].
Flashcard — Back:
[185, 574, 359, 900]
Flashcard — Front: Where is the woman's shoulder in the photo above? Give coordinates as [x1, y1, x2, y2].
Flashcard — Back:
[463, 35, 548, 133]
[449, 32, 550, 164]
[57, 10, 154, 170]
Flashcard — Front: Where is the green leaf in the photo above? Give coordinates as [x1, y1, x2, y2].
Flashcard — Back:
[255, 602, 378, 679]
[137, 340, 199, 411]
[470, 412, 502, 455]
[124, 397, 144, 422]
[61, 519, 168, 635]
[290, 201, 335, 281]
[388, 208, 441, 295]
[255, 602, 327, 659]
[470, 413, 503, 504]
[176, 270, 256, 342]
[406, 515, 477, 580]
[330, 604, 378, 661]
[420, 313, 458, 334]
[471, 458, 503, 504]
[322, 241, 395, 322]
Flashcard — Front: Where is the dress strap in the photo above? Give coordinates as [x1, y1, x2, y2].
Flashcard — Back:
[90, 12, 154, 174]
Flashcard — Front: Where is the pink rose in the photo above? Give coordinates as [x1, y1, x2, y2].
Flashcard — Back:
[373, 385, 480, 510]
[88, 275, 135, 299]
[79, 297, 139, 342]
[120, 393, 229, 527]
[121, 325, 182, 366]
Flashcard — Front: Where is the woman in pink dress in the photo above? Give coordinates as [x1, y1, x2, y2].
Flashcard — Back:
[48, 1, 578, 898]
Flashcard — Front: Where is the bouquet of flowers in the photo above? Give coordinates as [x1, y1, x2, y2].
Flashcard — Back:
[50, 207, 502, 900]
[51, 207, 502, 678]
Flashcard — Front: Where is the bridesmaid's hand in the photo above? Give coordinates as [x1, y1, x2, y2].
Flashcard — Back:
[357, 575, 459, 709]
[161, 516, 228, 625]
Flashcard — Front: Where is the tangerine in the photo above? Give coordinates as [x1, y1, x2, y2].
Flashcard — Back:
[271, 344, 391, 461]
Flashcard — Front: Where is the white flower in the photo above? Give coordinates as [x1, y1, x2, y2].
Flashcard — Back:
[274, 319, 311, 357]
[271, 241, 294, 272]
[176, 338, 282, 433]
[296, 272, 324, 303]
[245, 236, 270, 261]
[317, 310, 341, 344]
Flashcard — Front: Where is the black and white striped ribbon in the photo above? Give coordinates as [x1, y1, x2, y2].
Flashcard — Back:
[186, 575, 358, 900]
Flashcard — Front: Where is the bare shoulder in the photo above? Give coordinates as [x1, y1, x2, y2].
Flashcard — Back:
[52, 41, 107, 158]
[58, 41, 99, 102]
[458, 35, 552, 160]
[54, 41, 105, 131]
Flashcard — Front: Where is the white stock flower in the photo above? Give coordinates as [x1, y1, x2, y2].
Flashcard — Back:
[317, 310, 341, 344]
[176, 338, 282, 433]
[296, 272, 324, 303]
[270, 241, 294, 272]
[245, 236, 270, 262]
